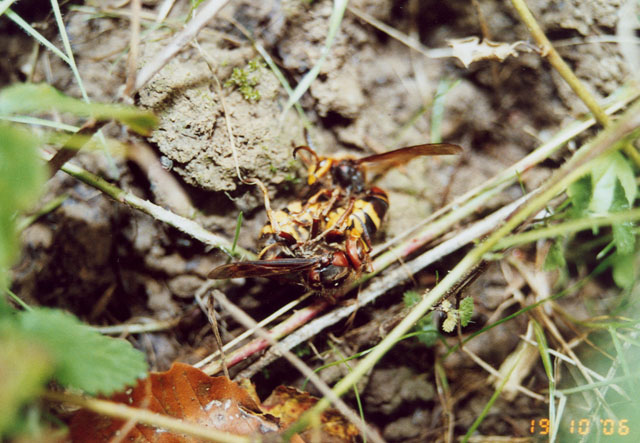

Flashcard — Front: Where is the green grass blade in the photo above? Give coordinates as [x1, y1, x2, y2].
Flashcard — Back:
[1, 115, 79, 132]
[50, 0, 90, 102]
[4, 8, 72, 65]
[430, 78, 459, 143]
[231, 211, 243, 256]
[494, 208, 640, 250]
[0, 84, 157, 135]
[533, 319, 556, 439]
[283, 0, 348, 114]
[0, 0, 19, 16]
[557, 375, 639, 395]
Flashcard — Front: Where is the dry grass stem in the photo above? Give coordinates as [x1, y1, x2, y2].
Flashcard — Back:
[134, 0, 230, 92]
[213, 290, 384, 443]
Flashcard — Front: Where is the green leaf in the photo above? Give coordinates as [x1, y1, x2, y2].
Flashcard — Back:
[567, 175, 592, 217]
[415, 312, 440, 347]
[589, 151, 636, 214]
[0, 123, 46, 289]
[612, 253, 636, 289]
[543, 238, 567, 271]
[403, 290, 421, 307]
[0, 84, 157, 135]
[0, 334, 53, 436]
[18, 308, 147, 395]
[459, 297, 474, 327]
[611, 179, 636, 255]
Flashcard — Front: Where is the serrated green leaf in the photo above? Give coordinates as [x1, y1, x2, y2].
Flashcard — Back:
[459, 297, 474, 327]
[589, 152, 636, 213]
[0, 84, 157, 135]
[611, 179, 636, 255]
[0, 334, 53, 436]
[416, 312, 440, 347]
[403, 290, 421, 307]
[0, 123, 46, 289]
[18, 308, 147, 395]
[567, 175, 592, 217]
[543, 238, 567, 271]
[612, 252, 636, 289]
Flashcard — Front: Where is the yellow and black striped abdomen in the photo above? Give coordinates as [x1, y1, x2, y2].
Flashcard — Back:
[324, 187, 388, 249]
[348, 187, 388, 248]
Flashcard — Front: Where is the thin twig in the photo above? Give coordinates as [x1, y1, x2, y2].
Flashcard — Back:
[347, 5, 451, 60]
[40, 149, 256, 259]
[213, 290, 384, 443]
[47, 119, 105, 177]
[462, 344, 545, 401]
[194, 282, 230, 379]
[204, 297, 333, 376]
[134, 0, 230, 92]
[123, 0, 141, 97]
[196, 290, 312, 371]
[510, 0, 640, 167]
[92, 317, 181, 335]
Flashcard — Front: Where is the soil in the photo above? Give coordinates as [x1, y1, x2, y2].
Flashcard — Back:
[3, 0, 634, 441]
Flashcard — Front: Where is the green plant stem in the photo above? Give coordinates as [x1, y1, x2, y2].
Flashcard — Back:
[0, 0, 19, 16]
[533, 319, 556, 438]
[493, 208, 640, 250]
[1, 115, 78, 132]
[5, 288, 32, 311]
[285, 97, 640, 438]
[510, 0, 640, 167]
[16, 194, 69, 232]
[5, 8, 71, 64]
[556, 375, 639, 395]
[41, 151, 255, 259]
[50, 0, 90, 102]
[282, 0, 348, 115]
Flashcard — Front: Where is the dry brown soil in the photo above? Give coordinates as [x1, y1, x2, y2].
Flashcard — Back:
[2, 0, 632, 440]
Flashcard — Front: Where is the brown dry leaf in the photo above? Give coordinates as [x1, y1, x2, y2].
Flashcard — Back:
[448, 37, 532, 68]
[69, 362, 279, 442]
[262, 386, 360, 443]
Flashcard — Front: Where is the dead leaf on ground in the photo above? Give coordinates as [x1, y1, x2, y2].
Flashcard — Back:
[448, 37, 534, 68]
[263, 386, 360, 443]
[69, 363, 359, 442]
[69, 362, 279, 442]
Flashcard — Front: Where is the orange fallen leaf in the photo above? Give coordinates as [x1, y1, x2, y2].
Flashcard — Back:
[69, 363, 359, 442]
[69, 362, 279, 442]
